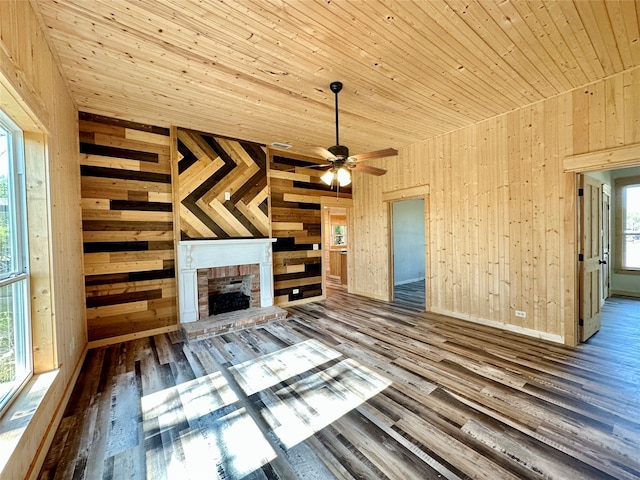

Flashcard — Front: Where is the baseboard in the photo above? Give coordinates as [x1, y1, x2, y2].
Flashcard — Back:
[276, 295, 325, 308]
[394, 277, 425, 286]
[87, 324, 180, 349]
[610, 290, 640, 299]
[429, 307, 565, 344]
[353, 290, 390, 302]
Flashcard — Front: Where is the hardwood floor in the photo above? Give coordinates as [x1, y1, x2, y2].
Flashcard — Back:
[393, 280, 426, 310]
[39, 293, 640, 479]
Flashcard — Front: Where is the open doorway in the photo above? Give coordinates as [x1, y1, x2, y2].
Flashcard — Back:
[391, 198, 426, 309]
[323, 206, 349, 297]
[578, 166, 640, 342]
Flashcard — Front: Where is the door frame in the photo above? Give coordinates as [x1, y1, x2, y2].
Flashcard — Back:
[563, 142, 640, 345]
[382, 185, 430, 311]
[578, 174, 603, 342]
[320, 196, 354, 295]
[601, 183, 611, 302]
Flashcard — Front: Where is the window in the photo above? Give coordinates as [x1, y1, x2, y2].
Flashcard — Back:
[0, 109, 31, 414]
[332, 225, 346, 246]
[615, 176, 640, 272]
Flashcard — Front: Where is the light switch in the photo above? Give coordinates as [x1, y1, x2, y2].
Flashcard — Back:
[224, 191, 231, 201]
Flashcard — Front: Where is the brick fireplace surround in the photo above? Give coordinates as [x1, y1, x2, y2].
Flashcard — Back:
[177, 238, 287, 339]
[197, 264, 260, 318]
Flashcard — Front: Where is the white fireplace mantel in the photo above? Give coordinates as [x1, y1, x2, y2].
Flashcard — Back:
[177, 238, 277, 323]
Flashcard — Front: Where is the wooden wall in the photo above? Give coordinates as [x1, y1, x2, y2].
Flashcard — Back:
[353, 67, 640, 345]
[0, 2, 86, 478]
[176, 128, 269, 239]
[269, 153, 351, 304]
[79, 113, 177, 342]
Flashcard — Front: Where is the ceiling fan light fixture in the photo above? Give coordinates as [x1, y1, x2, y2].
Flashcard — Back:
[320, 167, 352, 187]
[337, 167, 351, 186]
[321, 170, 335, 186]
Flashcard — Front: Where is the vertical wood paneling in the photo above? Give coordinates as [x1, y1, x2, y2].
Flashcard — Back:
[353, 68, 640, 344]
[270, 152, 352, 304]
[624, 69, 640, 144]
[79, 113, 177, 342]
[0, 2, 85, 479]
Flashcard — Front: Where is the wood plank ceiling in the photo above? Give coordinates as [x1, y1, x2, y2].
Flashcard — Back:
[33, 0, 640, 155]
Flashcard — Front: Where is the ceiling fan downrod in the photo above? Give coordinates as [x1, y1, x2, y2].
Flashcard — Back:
[330, 81, 343, 147]
[328, 81, 350, 159]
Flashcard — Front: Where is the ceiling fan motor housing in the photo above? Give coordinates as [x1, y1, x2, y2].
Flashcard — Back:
[328, 144, 349, 159]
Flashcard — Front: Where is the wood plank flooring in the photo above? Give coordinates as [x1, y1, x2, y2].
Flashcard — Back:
[39, 293, 640, 479]
[393, 280, 426, 310]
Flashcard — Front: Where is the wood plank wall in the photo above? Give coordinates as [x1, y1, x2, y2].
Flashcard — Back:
[79, 113, 178, 342]
[176, 128, 269, 239]
[269, 152, 352, 304]
[0, 2, 86, 479]
[353, 67, 640, 345]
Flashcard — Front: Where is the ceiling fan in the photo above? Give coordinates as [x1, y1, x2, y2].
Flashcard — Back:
[309, 81, 398, 187]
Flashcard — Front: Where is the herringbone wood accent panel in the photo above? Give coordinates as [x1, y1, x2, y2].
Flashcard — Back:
[177, 128, 269, 239]
[79, 112, 177, 342]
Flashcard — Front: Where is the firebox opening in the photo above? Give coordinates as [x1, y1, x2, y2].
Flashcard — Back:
[209, 291, 251, 316]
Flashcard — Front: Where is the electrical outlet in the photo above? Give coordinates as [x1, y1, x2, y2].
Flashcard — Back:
[292, 288, 300, 294]
[313, 244, 319, 250]
[515, 310, 527, 318]
[224, 191, 231, 201]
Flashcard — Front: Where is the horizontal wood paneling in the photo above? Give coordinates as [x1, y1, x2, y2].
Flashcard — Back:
[176, 128, 269, 239]
[270, 152, 352, 304]
[80, 112, 177, 341]
[354, 68, 640, 346]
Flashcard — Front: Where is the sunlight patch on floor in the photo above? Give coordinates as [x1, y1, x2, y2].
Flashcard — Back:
[140, 339, 391, 478]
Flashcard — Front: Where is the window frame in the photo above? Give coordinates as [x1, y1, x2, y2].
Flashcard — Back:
[614, 175, 640, 274]
[331, 224, 347, 248]
[0, 109, 32, 416]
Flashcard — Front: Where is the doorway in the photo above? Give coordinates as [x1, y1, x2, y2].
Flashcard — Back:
[391, 198, 426, 309]
[578, 166, 640, 342]
[323, 205, 349, 297]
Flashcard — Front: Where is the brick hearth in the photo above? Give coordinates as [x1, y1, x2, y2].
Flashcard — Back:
[181, 305, 288, 341]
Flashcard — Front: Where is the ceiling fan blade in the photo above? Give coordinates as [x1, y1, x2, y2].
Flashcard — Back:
[311, 146, 337, 161]
[303, 163, 333, 169]
[349, 148, 398, 162]
[350, 163, 387, 176]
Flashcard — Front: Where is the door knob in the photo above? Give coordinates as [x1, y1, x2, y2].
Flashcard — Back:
[599, 260, 607, 264]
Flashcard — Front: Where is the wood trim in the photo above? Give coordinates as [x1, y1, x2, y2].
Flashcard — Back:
[87, 324, 180, 349]
[614, 175, 640, 274]
[320, 196, 354, 208]
[563, 142, 640, 172]
[0, 42, 50, 132]
[563, 171, 578, 346]
[382, 187, 430, 309]
[24, 131, 56, 372]
[170, 126, 182, 322]
[381, 185, 429, 202]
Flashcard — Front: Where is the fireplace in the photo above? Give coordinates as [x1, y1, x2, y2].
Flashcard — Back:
[177, 238, 277, 323]
[197, 264, 260, 318]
